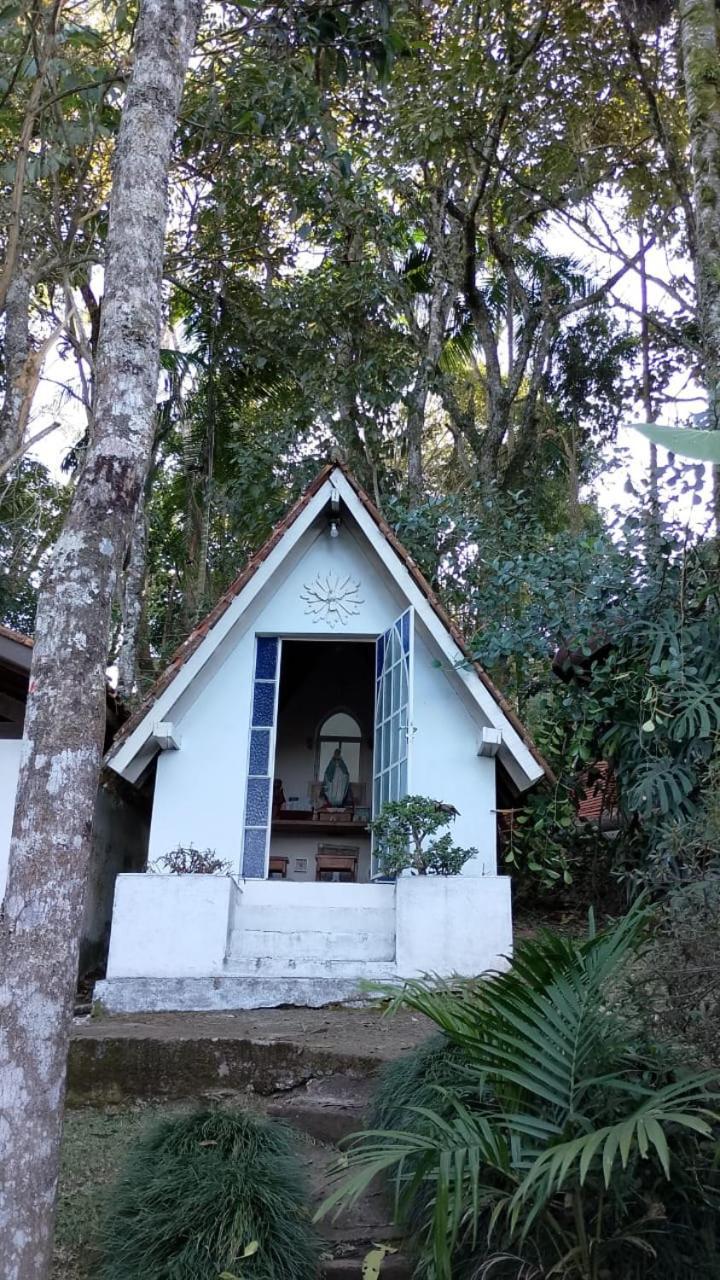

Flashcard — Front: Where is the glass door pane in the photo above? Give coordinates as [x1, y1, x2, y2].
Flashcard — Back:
[372, 609, 413, 874]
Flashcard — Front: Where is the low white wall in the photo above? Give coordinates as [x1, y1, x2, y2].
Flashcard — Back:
[0, 738, 22, 902]
[102, 871, 512, 1006]
[395, 875, 512, 978]
[106, 874, 241, 979]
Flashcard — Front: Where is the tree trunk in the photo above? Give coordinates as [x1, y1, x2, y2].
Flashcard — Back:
[116, 497, 149, 703]
[679, 0, 720, 522]
[0, 271, 37, 472]
[406, 374, 428, 502]
[639, 226, 661, 546]
[0, 0, 202, 1273]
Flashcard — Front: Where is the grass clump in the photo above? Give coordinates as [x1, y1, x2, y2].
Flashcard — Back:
[99, 1108, 320, 1280]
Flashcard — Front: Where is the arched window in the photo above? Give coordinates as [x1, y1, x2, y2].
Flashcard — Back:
[316, 711, 362, 783]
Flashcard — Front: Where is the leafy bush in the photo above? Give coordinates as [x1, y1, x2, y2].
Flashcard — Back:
[370, 795, 477, 876]
[154, 843, 230, 874]
[100, 1109, 320, 1280]
[320, 906, 720, 1280]
[369, 1033, 469, 1132]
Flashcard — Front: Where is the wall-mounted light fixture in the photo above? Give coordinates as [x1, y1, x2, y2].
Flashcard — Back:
[327, 489, 341, 538]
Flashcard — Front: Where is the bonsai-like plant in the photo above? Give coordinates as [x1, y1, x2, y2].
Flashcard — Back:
[370, 795, 477, 877]
[155, 844, 230, 875]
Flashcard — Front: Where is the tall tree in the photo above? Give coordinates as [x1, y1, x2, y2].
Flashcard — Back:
[0, 0, 127, 475]
[678, 0, 720, 520]
[0, 0, 203, 1273]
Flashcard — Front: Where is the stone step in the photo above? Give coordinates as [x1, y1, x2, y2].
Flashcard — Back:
[303, 1143, 405, 1259]
[268, 1072, 375, 1144]
[93, 972, 396, 1015]
[321, 1258, 411, 1279]
[69, 1007, 432, 1104]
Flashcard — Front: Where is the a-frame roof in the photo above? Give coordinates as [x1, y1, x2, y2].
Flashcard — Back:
[108, 463, 554, 790]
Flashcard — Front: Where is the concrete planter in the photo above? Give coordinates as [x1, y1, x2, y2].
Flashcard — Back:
[106, 873, 240, 979]
[395, 873, 512, 979]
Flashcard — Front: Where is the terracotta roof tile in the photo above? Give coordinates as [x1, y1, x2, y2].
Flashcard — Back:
[576, 762, 619, 824]
[0, 623, 33, 648]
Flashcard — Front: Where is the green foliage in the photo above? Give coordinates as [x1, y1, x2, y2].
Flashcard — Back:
[370, 795, 477, 877]
[99, 1109, 320, 1280]
[369, 1034, 469, 1133]
[319, 907, 720, 1279]
[391, 472, 720, 897]
[0, 458, 70, 633]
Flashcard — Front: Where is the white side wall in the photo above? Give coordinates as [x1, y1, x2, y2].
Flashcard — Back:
[147, 516, 500, 876]
[0, 738, 22, 902]
[412, 635, 497, 874]
[395, 875, 512, 975]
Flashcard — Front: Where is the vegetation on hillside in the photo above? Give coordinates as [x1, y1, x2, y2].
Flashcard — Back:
[321, 908, 720, 1279]
[4, 0, 720, 1270]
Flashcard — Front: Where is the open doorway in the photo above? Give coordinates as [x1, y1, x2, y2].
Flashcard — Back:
[270, 639, 374, 882]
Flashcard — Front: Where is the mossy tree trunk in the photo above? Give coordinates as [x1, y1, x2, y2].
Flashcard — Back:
[0, 0, 203, 1274]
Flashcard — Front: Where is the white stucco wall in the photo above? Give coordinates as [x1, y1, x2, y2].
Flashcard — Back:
[412, 635, 498, 874]
[0, 738, 22, 902]
[395, 875, 512, 976]
[146, 515, 500, 877]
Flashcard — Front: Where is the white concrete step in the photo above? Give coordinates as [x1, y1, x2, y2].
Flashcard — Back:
[229, 926, 395, 963]
[224, 953, 396, 980]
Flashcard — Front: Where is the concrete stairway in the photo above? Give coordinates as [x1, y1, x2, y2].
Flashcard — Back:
[267, 1074, 411, 1279]
[69, 1008, 424, 1277]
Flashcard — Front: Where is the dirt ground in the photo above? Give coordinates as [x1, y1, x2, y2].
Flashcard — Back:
[54, 1103, 184, 1279]
[72, 1003, 432, 1057]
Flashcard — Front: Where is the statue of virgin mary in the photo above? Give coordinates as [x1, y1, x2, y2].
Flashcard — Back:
[322, 747, 351, 808]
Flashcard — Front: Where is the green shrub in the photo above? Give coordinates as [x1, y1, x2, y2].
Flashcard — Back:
[99, 1109, 320, 1280]
[321, 906, 720, 1280]
[369, 1034, 469, 1132]
[370, 795, 476, 876]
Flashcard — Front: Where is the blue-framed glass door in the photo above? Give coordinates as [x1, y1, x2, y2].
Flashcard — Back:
[372, 609, 413, 873]
[241, 636, 281, 878]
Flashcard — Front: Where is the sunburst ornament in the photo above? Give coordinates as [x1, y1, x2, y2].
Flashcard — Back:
[300, 573, 364, 628]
